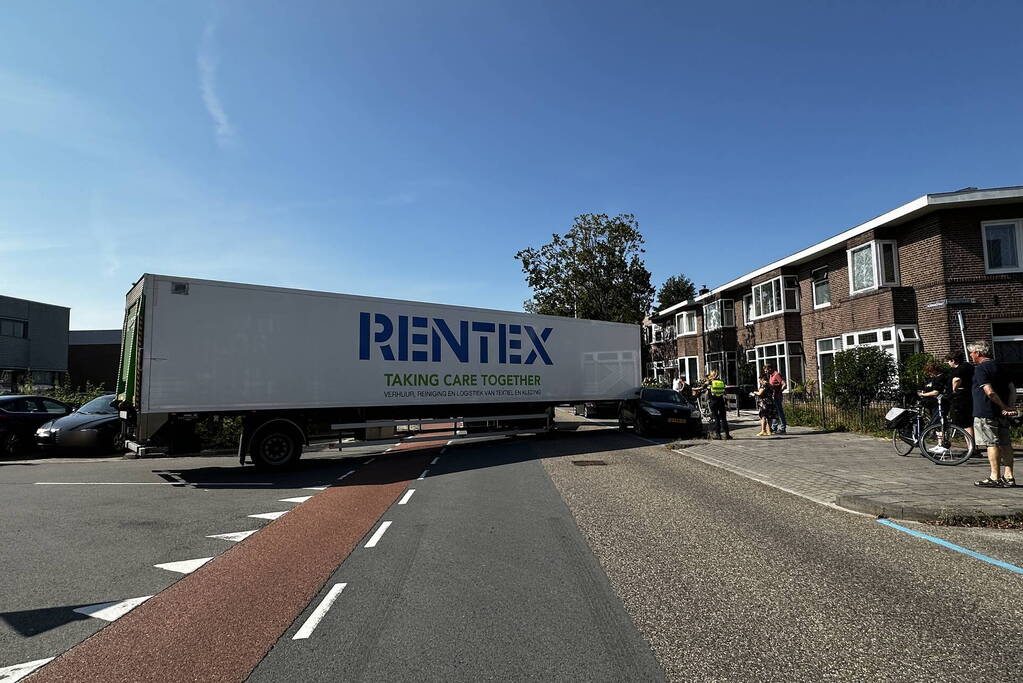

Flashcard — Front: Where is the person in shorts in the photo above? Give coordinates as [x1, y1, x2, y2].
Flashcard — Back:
[969, 340, 1018, 488]
[944, 350, 974, 440]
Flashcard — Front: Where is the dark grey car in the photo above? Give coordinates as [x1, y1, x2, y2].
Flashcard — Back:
[0, 395, 72, 456]
[35, 394, 121, 453]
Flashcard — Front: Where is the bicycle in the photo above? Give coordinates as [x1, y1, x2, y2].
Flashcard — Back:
[888, 398, 975, 465]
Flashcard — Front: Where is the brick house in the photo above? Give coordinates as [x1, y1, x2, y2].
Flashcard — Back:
[645, 185, 1023, 392]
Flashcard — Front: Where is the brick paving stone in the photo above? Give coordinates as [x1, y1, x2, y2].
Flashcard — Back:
[671, 416, 1023, 523]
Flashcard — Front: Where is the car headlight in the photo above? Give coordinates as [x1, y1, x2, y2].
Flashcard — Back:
[643, 407, 661, 416]
[36, 427, 51, 436]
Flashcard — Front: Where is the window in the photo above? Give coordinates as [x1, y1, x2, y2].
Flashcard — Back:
[993, 320, 1023, 387]
[983, 220, 1023, 273]
[752, 342, 804, 389]
[812, 268, 831, 308]
[847, 240, 899, 295]
[816, 336, 844, 392]
[702, 300, 734, 331]
[675, 311, 697, 336]
[652, 324, 664, 343]
[742, 294, 753, 324]
[676, 356, 700, 383]
[897, 328, 918, 342]
[0, 318, 27, 338]
[751, 277, 799, 320]
[705, 352, 737, 385]
[40, 398, 68, 414]
[841, 326, 917, 360]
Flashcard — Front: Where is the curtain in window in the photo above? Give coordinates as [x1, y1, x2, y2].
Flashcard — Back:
[851, 246, 875, 290]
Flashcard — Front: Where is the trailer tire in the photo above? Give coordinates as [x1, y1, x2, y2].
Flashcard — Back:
[250, 424, 302, 470]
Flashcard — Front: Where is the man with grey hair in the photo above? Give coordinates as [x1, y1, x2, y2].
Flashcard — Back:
[969, 340, 1018, 487]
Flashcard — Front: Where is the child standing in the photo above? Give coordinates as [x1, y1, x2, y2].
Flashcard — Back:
[752, 374, 776, 437]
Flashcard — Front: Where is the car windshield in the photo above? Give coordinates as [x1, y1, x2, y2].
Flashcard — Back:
[642, 389, 683, 403]
[78, 395, 117, 415]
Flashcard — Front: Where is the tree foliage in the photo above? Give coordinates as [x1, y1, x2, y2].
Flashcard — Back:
[899, 352, 938, 392]
[655, 274, 696, 312]
[824, 346, 897, 407]
[515, 213, 655, 324]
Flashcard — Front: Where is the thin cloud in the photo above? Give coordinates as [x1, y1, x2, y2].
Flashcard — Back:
[197, 20, 237, 148]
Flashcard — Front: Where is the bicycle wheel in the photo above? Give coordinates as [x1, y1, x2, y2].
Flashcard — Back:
[919, 423, 974, 465]
[892, 424, 916, 456]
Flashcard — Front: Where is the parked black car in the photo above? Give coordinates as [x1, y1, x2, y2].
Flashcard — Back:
[0, 395, 73, 456]
[35, 394, 121, 454]
[572, 401, 620, 419]
[619, 388, 702, 437]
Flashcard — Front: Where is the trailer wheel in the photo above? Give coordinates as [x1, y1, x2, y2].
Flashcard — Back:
[251, 426, 301, 470]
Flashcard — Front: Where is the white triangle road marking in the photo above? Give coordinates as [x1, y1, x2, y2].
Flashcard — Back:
[73, 595, 153, 622]
[0, 657, 55, 682]
[279, 496, 312, 503]
[303, 486, 329, 491]
[248, 511, 287, 520]
[153, 557, 213, 574]
[207, 530, 258, 542]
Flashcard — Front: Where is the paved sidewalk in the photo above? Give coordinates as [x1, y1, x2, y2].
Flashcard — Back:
[670, 413, 1023, 523]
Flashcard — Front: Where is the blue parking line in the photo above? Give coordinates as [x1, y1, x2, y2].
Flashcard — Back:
[877, 519, 1023, 576]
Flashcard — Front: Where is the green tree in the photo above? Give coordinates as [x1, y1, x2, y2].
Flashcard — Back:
[899, 352, 938, 392]
[515, 213, 655, 324]
[654, 274, 696, 312]
[825, 346, 897, 407]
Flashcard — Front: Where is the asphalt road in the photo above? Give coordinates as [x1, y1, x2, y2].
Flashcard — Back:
[4, 415, 1023, 681]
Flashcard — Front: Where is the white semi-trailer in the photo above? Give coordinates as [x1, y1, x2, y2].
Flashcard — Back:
[116, 274, 641, 468]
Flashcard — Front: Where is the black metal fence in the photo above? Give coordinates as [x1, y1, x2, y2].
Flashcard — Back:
[784, 393, 900, 436]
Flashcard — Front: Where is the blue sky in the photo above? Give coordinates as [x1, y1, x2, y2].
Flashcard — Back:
[2, 1, 1022, 328]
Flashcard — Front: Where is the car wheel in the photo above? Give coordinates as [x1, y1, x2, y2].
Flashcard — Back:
[635, 416, 649, 437]
[2, 432, 25, 457]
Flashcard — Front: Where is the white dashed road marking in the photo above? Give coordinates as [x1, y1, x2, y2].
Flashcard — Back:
[336, 470, 355, 481]
[0, 657, 55, 682]
[417, 469, 429, 480]
[73, 595, 153, 622]
[249, 511, 288, 520]
[279, 496, 312, 503]
[398, 489, 415, 505]
[429, 456, 439, 465]
[292, 583, 347, 640]
[364, 521, 392, 548]
[207, 530, 259, 542]
[153, 557, 213, 574]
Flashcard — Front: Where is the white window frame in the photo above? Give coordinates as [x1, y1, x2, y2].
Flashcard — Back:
[982, 219, 1023, 274]
[816, 336, 844, 395]
[676, 356, 700, 383]
[651, 323, 664, 343]
[847, 240, 900, 295]
[811, 267, 831, 309]
[742, 294, 753, 324]
[704, 351, 737, 385]
[752, 341, 805, 392]
[750, 276, 800, 321]
[675, 311, 697, 337]
[702, 300, 734, 331]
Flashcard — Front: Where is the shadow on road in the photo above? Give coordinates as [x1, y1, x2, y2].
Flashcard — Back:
[154, 426, 661, 492]
[0, 604, 93, 636]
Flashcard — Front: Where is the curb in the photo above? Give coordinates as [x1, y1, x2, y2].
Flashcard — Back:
[835, 493, 1023, 524]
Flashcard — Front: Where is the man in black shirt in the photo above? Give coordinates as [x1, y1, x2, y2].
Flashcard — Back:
[969, 340, 1018, 487]
[944, 350, 974, 440]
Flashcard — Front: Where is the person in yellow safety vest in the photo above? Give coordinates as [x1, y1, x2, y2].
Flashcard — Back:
[705, 369, 732, 440]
